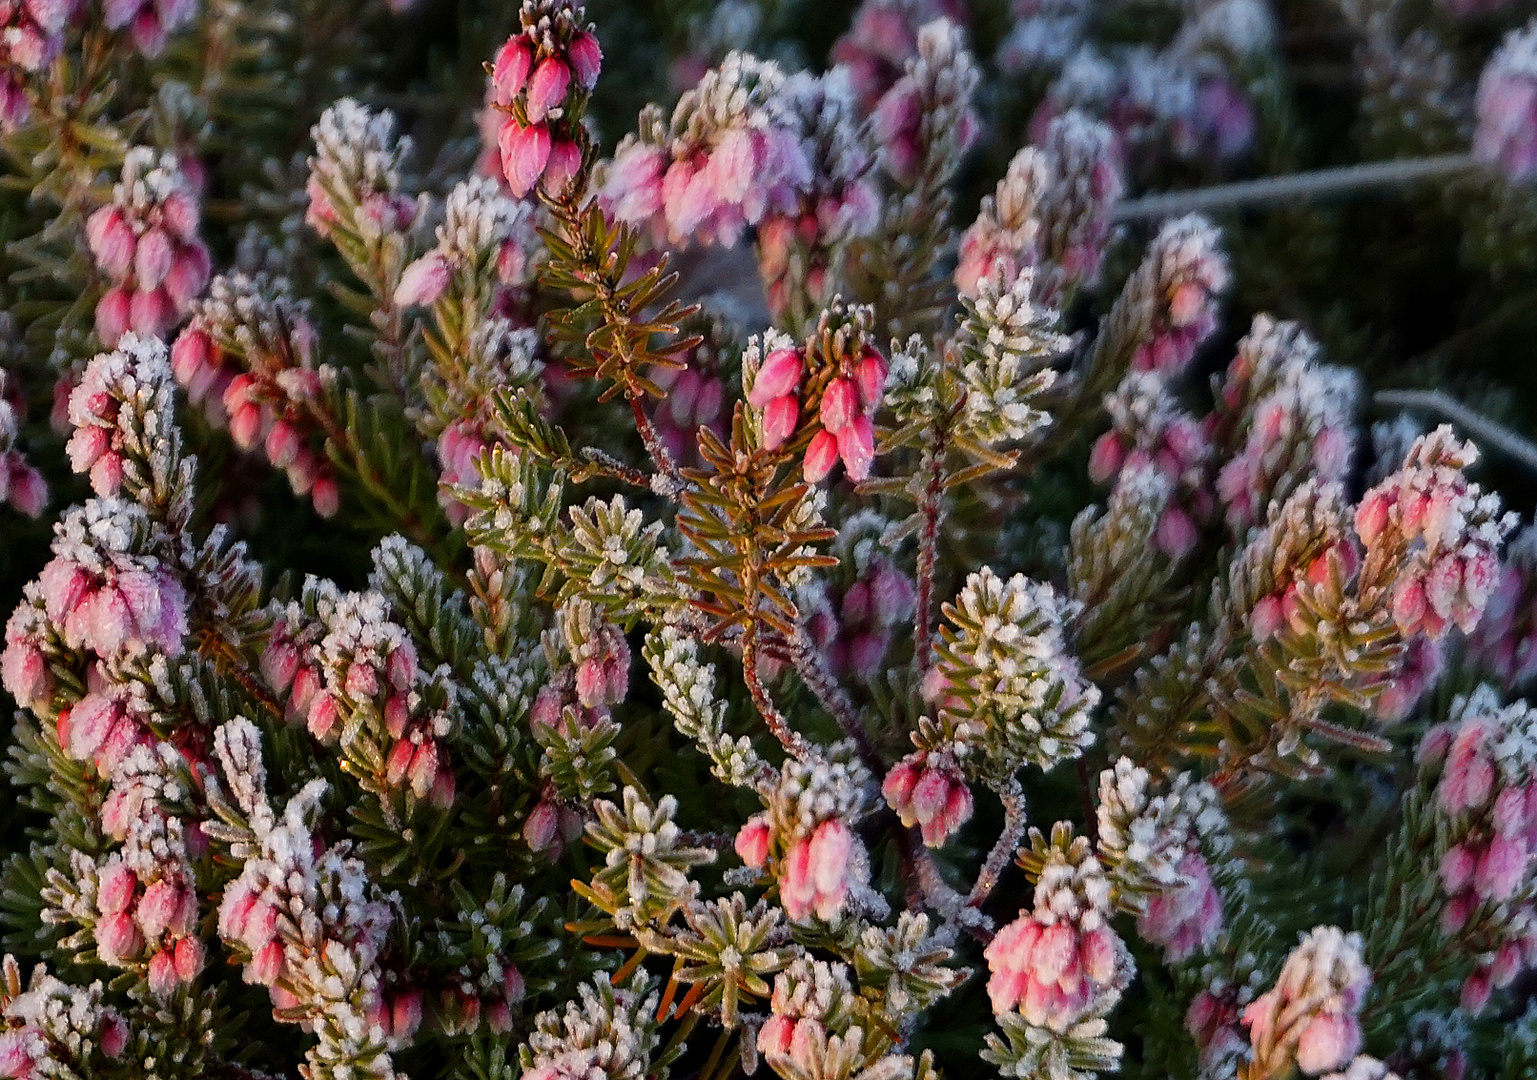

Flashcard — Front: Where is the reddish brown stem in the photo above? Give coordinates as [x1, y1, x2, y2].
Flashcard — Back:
[742, 625, 812, 761]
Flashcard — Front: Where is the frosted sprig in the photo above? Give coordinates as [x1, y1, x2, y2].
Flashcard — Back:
[1243, 926, 1370, 1078]
[632, 895, 795, 1027]
[306, 99, 418, 244]
[0, 956, 129, 1074]
[643, 624, 766, 788]
[934, 567, 1099, 781]
[853, 912, 966, 1021]
[872, 18, 980, 189]
[584, 786, 717, 929]
[952, 267, 1066, 447]
[1126, 214, 1229, 376]
[520, 974, 666, 1080]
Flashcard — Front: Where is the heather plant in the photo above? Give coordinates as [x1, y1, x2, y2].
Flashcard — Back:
[7, 1, 1537, 1079]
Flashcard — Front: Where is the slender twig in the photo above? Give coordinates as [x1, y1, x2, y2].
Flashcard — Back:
[914, 444, 945, 672]
[741, 625, 812, 761]
[788, 627, 881, 770]
[1374, 388, 1537, 478]
[1114, 153, 1477, 222]
[967, 781, 1028, 908]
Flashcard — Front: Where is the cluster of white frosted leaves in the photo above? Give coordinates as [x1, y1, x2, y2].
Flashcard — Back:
[586, 787, 717, 929]
[643, 624, 765, 789]
[520, 975, 662, 1080]
[782, 67, 878, 243]
[905, 18, 980, 160]
[938, 568, 1100, 777]
[0, 957, 126, 1072]
[436, 175, 534, 273]
[957, 267, 1066, 446]
[564, 495, 677, 608]
[768, 742, 875, 833]
[854, 911, 966, 1017]
[1449, 685, 1537, 786]
[207, 718, 399, 1080]
[1103, 370, 1181, 446]
[460, 320, 542, 400]
[1095, 759, 1225, 903]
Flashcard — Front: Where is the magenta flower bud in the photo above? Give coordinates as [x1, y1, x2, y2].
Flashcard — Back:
[392, 989, 424, 1040]
[87, 206, 136, 278]
[836, 415, 876, 482]
[96, 911, 144, 964]
[135, 878, 184, 939]
[748, 347, 803, 407]
[543, 138, 582, 194]
[525, 57, 570, 125]
[264, 420, 301, 470]
[163, 243, 209, 308]
[1156, 507, 1199, 560]
[128, 286, 175, 338]
[307, 692, 339, 740]
[491, 37, 533, 105]
[134, 228, 174, 289]
[312, 474, 340, 518]
[499, 120, 551, 198]
[855, 349, 888, 411]
[735, 813, 772, 869]
[387, 644, 415, 691]
[7, 463, 46, 518]
[568, 31, 602, 91]
[1294, 1012, 1360, 1075]
[261, 641, 301, 693]
[819, 377, 857, 433]
[385, 738, 415, 786]
[66, 425, 110, 474]
[95, 286, 133, 345]
[752, 395, 796, 455]
[98, 863, 138, 916]
[384, 694, 410, 739]
[523, 798, 561, 854]
[395, 252, 451, 307]
[248, 939, 284, 986]
[803, 429, 839, 482]
[408, 739, 440, 799]
[1, 639, 50, 710]
[99, 1012, 128, 1058]
[758, 1015, 795, 1058]
[344, 659, 379, 701]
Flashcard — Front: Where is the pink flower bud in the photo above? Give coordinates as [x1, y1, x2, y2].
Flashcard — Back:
[492, 38, 533, 104]
[408, 739, 440, 798]
[568, 31, 602, 91]
[87, 207, 136, 278]
[500, 121, 551, 199]
[543, 139, 582, 194]
[1440, 843, 1475, 893]
[134, 228, 174, 289]
[836, 415, 876, 482]
[136, 878, 185, 939]
[95, 286, 133, 345]
[735, 813, 772, 868]
[248, 939, 284, 986]
[264, 421, 301, 470]
[307, 692, 339, 740]
[523, 798, 561, 854]
[819, 377, 857, 433]
[803, 430, 839, 482]
[761, 394, 798, 451]
[7, 463, 46, 519]
[173, 934, 204, 981]
[312, 474, 340, 518]
[526, 58, 571, 125]
[96, 911, 144, 963]
[855, 348, 888, 411]
[128, 287, 175, 338]
[98, 863, 137, 915]
[99, 1013, 129, 1058]
[749, 348, 803, 408]
[1294, 1013, 1360, 1075]
[392, 989, 424, 1040]
[147, 949, 179, 997]
[395, 252, 451, 307]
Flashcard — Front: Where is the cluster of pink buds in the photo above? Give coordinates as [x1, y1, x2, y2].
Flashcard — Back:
[747, 328, 888, 483]
[57, 681, 154, 778]
[1468, 525, 1537, 691]
[1475, 20, 1537, 187]
[33, 503, 187, 662]
[1418, 688, 1537, 1012]
[522, 782, 585, 857]
[0, 961, 130, 1077]
[265, 587, 455, 809]
[489, 1, 601, 198]
[94, 856, 203, 996]
[438, 963, 525, 1036]
[871, 18, 980, 187]
[1369, 635, 1445, 723]
[735, 752, 873, 923]
[305, 99, 418, 243]
[1186, 978, 1257, 1080]
[1136, 853, 1223, 962]
[757, 958, 853, 1073]
[0, 0, 66, 129]
[87, 148, 210, 347]
[830, 0, 964, 112]
[984, 836, 1128, 1031]
[366, 988, 425, 1046]
[396, 175, 536, 309]
[882, 750, 973, 847]
[436, 420, 494, 525]
[755, 71, 880, 320]
[650, 360, 727, 467]
[604, 52, 811, 248]
[1355, 426, 1514, 639]
[0, 369, 45, 517]
[102, 0, 196, 55]
[1249, 537, 1359, 644]
[1243, 926, 1370, 1076]
[1127, 214, 1229, 375]
[1089, 373, 1212, 558]
[172, 275, 339, 518]
[803, 546, 916, 680]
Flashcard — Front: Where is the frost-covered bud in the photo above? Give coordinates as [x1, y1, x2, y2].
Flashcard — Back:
[1475, 21, 1537, 187]
[1243, 927, 1370, 1077]
[872, 18, 979, 187]
[1127, 215, 1228, 375]
[307, 100, 417, 243]
[781, 818, 859, 922]
[883, 750, 973, 847]
[735, 812, 772, 868]
[1136, 853, 1223, 961]
[489, 4, 599, 198]
[102, 0, 199, 56]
